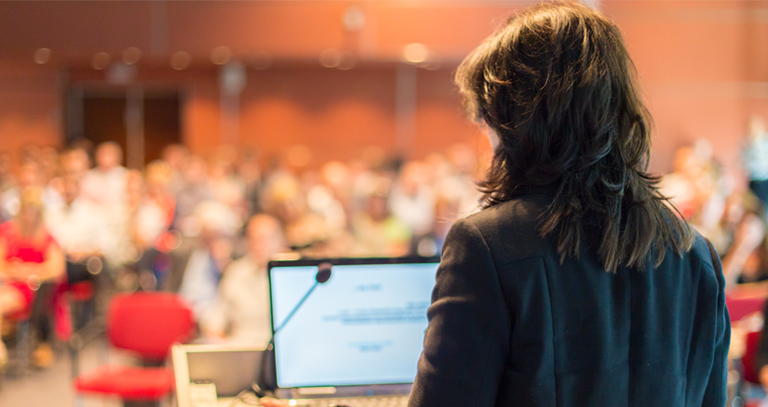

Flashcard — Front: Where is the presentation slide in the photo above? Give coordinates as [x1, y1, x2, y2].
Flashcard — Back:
[270, 263, 438, 388]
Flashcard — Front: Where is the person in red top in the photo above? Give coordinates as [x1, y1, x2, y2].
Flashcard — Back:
[0, 187, 65, 367]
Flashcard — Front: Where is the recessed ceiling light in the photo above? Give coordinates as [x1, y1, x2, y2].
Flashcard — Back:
[319, 49, 341, 68]
[92, 52, 111, 70]
[211, 46, 232, 65]
[122, 47, 142, 65]
[343, 6, 366, 32]
[337, 52, 357, 71]
[33, 48, 51, 65]
[171, 51, 191, 70]
[403, 43, 429, 64]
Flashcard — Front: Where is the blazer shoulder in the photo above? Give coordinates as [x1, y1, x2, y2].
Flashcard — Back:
[459, 197, 551, 266]
[464, 196, 547, 230]
[687, 230, 719, 273]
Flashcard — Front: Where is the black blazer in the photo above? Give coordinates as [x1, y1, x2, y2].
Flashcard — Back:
[408, 191, 730, 407]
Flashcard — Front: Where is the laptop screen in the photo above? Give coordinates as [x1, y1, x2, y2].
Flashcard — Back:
[268, 258, 439, 389]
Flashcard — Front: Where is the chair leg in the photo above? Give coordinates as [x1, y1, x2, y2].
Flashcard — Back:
[14, 320, 30, 377]
[123, 401, 159, 407]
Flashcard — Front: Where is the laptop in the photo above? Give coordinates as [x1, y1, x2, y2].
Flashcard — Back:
[267, 256, 440, 405]
[172, 343, 264, 407]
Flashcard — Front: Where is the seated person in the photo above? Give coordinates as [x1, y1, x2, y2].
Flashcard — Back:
[352, 179, 411, 257]
[178, 232, 233, 320]
[126, 167, 173, 289]
[177, 201, 240, 319]
[79, 141, 128, 208]
[722, 212, 768, 288]
[201, 214, 286, 345]
[1, 160, 64, 219]
[39, 175, 113, 354]
[45, 175, 113, 281]
[0, 187, 65, 367]
[262, 174, 330, 251]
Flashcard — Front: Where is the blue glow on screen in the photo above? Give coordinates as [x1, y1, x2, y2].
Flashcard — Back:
[270, 263, 438, 388]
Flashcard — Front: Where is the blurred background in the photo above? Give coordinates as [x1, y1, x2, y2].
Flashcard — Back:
[2, 1, 768, 406]
[2, 0, 767, 171]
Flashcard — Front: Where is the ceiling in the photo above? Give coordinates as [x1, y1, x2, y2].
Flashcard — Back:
[0, 1, 537, 69]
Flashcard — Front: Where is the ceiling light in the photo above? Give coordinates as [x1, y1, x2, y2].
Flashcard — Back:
[319, 49, 341, 68]
[33, 48, 51, 65]
[337, 52, 357, 71]
[171, 51, 191, 70]
[343, 6, 366, 32]
[403, 43, 429, 64]
[92, 52, 111, 70]
[122, 47, 142, 65]
[211, 46, 232, 65]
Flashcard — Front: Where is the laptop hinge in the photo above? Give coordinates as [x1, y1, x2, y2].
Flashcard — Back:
[297, 387, 338, 395]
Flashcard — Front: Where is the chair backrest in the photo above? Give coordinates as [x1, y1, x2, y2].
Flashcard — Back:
[742, 331, 762, 384]
[107, 292, 195, 362]
[726, 296, 766, 322]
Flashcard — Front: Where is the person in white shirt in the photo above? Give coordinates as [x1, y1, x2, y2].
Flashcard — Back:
[389, 161, 435, 237]
[178, 201, 241, 318]
[81, 141, 128, 206]
[78, 142, 133, 266]
[36, 176, 113, 367]
[79, 142, 128, 207]
[45, 176, 114, 263]
[1, 161, 64, 220]
[201, 214, 286, 345]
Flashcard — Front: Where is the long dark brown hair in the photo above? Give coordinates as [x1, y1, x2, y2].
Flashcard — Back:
[456, 1, 693, 272]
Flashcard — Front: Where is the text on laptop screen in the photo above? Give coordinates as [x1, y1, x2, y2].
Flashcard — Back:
[269, 262, 439, 388]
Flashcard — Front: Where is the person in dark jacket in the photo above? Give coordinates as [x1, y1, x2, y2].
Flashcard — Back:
[259, 2, 729, 407]
[407, 2, 729, 407]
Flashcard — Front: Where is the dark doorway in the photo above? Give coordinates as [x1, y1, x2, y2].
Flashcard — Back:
[144, 93, 181, 164]
[67, 88, 182, 168]
[81, 94, 128, 162]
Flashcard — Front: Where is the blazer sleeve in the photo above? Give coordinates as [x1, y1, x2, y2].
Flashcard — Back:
[408, 218, 511, 407]
[702, 240, 731, 406]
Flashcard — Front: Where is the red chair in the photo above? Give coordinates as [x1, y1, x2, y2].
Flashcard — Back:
[727, 295, 767, 323]
[73, 292, 195, 407]
[739, 331, 766, 407]
[742, 331, 762, 385]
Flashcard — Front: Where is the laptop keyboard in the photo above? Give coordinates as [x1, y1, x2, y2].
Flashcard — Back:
[295, 395, 409, 407]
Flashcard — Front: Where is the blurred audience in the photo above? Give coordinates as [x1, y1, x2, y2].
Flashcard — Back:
[79, 141, 127, 208]
[390, 161, 435, 238]
[177, 200, 239, 319]
[6, 106, 768, 407]
[45, 175, 113, 278]
[21, 125, 768, 371]
[657, 118, 768, 291]
[745, 115, 768, 206]
[202, 214, 286, 344]
[262, 173, 331, 250]
[0, 187, 65, 367]
[1, 161, 63, 221]
[0, 152, 15, 194]
[352, 177, 412, 257]
[174, 155, 214, 235]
